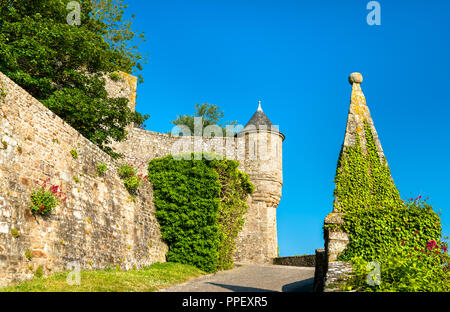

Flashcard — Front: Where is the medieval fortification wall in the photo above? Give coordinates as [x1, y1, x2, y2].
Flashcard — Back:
[0, 71, 284, 286]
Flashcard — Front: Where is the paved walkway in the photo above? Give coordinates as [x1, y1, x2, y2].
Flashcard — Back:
[159, 263, 315, 292]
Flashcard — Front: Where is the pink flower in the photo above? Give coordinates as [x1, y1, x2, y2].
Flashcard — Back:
[427, 240, 438, 250]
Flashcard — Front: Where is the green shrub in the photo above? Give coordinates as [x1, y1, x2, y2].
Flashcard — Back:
[11, 228, 20, 238]
[123, 175, 142, 194]
[117, 163, 137, 179]
[331, 122, 449, 291]
[346, 238, 449, 292]
[25, 249, 33, 261]
[117, 163, 144, 194]
[35, 266, 44, 278]
[109, 71, 122, 82]
[70, 149, 78, 159]
[97, 162, 108, 176]
[147, 153, 253, 273]
[339, 199, 442, 261]
[338, 198, 449, 291]
[30, 179, 66, 216]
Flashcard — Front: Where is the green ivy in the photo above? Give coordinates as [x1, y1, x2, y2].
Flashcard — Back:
[214, 159, 254, 270]
[339, 200, 442, 261]
[333, 123, 403, 214]
[97, 162, 108, 176]
[147, 153, 253, 273]
[332, 122, 449, 291]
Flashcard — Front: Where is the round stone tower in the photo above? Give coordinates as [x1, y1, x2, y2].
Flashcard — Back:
[233, 101, 285, 264]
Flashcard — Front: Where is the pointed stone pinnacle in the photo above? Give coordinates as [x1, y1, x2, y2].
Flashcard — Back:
[342, 72, 385, 160]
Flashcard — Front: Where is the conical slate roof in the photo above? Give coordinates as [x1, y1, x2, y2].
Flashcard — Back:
[240, 101, 284, 140]
[244, 101, 274, 128]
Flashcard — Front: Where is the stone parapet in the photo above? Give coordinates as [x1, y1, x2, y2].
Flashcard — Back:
[273, 255, 315, 267]
[324, 213, 349, 262]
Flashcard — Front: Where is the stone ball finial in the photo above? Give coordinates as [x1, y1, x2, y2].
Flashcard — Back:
[348, 72, 363, 85]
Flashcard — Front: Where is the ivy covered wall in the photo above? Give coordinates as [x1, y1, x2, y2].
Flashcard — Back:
[147, 153, 253, 273]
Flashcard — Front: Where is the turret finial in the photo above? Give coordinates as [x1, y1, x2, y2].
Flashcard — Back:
[257, 100, 263, 112]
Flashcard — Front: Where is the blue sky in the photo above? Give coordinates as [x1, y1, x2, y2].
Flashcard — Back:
[126, 0, 450, 256]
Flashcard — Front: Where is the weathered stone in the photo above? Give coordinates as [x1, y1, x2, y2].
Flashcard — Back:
[0, 71, 168, 286]
[321, 73, 392, 290]
[0, 69, 285, 286]
[273, 255, 315, 267]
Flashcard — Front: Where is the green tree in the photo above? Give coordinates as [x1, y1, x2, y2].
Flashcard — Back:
[171, 103, 238, 136]
[0, 0, 148, 157]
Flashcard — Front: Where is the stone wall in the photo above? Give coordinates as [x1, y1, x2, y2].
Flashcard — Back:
[273, 255, 315, 267]
[112, 127, 284, 264]
[0, 69, 284, 286]
[0, 72, 167, 286]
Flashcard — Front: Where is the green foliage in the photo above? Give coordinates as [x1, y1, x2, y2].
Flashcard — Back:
[11, 228, 20, 238]
[25, 249, 33, 261]
[123, 175, 142, 194]
[70, 149, 79, 159]
[147, 153, 253, 273]
[30, 188, 59, 216]
[332, 122, 448, 291]
[108, 71, 122, 82]
[214, 159, 254, 270]
[30, 180, 66, 216]
[346, 238, 449, 292]
[91, 0, 147, 82]
[0, 81, 6, 101]
[0, 0, 148, 157]
[171, 103, 238, 136]
[339, 199, 442, 261]
[117, 163, 137, 179]
[35, 266, 44, 278]
[117, 163, 144, 194]
[97, 162, 108, 176]
[333, 123, 403, 213]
